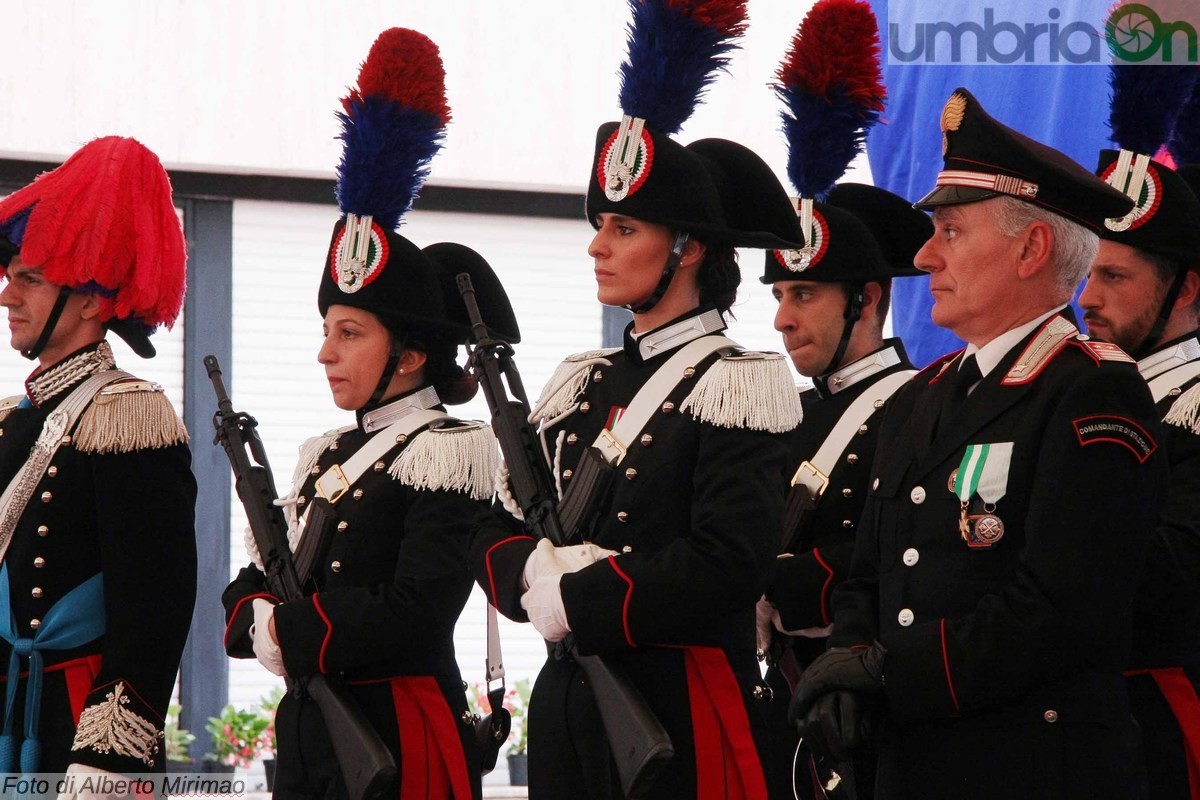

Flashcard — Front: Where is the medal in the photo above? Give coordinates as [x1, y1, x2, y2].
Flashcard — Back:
[966, 511, 1005, 548]
[952, 443, 1013, 547]
[958, 501, 971, 542]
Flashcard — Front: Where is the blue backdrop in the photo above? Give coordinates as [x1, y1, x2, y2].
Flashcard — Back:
[867, 0, 1116, 366]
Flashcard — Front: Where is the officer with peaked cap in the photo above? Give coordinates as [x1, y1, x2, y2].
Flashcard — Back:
[758, 183, 929, 800]
[791, 87, 1167, 799]
[0, 136, 196, 781]
[1079, 142, 1200, 799]
[470, 1, 806, 797]
[222, 28, 518, 800]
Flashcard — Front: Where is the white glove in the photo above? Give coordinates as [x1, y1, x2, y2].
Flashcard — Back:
[252, 598, 287, 677]
[56, 763, 124, 800]
[522, 573, 571, 642]
[522, 537, 617, 588]
[756, 596, 778, 656]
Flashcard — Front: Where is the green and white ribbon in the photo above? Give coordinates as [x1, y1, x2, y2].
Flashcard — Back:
[954, 442, 1013, 504]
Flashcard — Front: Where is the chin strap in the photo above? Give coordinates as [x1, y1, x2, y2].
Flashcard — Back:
[624, 233, 690, 314]
[1134, 268, 1188, 359]
[366, 348, 404, 408]
[818, 284, 866, 378]
[21, 287, 72, 361]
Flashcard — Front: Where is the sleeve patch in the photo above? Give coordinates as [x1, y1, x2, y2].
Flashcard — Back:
[1074, 415, 1157, 463]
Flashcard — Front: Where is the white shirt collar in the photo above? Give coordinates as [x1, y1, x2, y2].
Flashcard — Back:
[963, 305, 1067, 379]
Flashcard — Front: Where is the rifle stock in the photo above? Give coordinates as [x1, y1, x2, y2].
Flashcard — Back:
[455, 276, 675, 799]
[205, 355, 397, 800]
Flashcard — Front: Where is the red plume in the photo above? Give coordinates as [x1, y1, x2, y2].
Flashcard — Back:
[776, 0, 885, 112]
[344, 28, 450, 125]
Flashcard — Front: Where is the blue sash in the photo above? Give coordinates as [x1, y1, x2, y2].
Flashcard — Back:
[0, 565, 105, 772]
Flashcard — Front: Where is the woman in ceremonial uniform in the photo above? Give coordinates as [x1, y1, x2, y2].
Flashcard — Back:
[222, 29, 518, 800]
[472, 3, 805, 798]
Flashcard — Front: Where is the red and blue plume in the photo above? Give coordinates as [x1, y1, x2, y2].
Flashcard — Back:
[1167, 79, 1200, 165]
[618, 0, 748, 134]
[1108, 61, 1200, 157]
[336, 28, 451, 231]
[774, 0, 884, 201]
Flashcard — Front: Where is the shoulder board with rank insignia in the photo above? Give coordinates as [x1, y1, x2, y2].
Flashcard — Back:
[1000, 316, 1079, 386]
[0, 395, 22, 425]
[531, 349, 621, 425]
[1070, 337, 1136, 365]
[73, 378, 188, 454]
[680, 349, 803, 433]
[388, 418, 500, 500]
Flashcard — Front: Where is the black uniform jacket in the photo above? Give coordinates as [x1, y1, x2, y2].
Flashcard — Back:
[473, 307, 800, 799]
[1127, 330, 1200, 800]
[224, 390, 495, 800]
[0, 340, 196, 774]
[830, 312, 1166, 800]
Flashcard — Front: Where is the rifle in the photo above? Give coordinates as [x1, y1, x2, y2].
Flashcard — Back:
[205, 355, 397, 800]
[456, 275, 675, 799]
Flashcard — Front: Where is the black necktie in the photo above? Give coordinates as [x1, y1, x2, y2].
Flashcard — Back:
[936, 354, 981, 435]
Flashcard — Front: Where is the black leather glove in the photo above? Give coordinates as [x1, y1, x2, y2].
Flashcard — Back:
[796, 689, 875, 764]
[788, 643, 887, 727]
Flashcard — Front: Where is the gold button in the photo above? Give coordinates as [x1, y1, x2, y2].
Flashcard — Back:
[621, 545, 632, 553]
[297, 496, 307, 507]
[847, 454, 859, 465]
[1043, 710, 1058, 723]
[562, 469, 574, 481]
[594, 370, 604, 383]
[617, 511, 629, 523]
[331, 561, 342, 573]
[310, 465, 321, 475]
[47, 466, 58, 478]
[352, 489, 364, 500]
[873, 399, 884, 408]
[625, 468, 637, 480]
[337, 521, 349, 532]
[29, 619, 40, 630]
[396, 434, 408, 444]
[34, 557, 45, 568]
[661, 402, 675, 413]
[579, 402, 591, 413]
[683, 367, 695, 379]
[1169, 387, 1182, 396]
[36, 525, 48, 537]
[373, 461, 386, 472]
[31, 588, 42, 599]
[329, 442, 339, 451]
[60, 435, 71, 446]
[40, 491, 52, 503]
[567, 434, 579, 445]
[640, 434, 653, 446]
[842, 520, 853, 529]
[857, 425, 869, 436]
[842, 488, 853, 498]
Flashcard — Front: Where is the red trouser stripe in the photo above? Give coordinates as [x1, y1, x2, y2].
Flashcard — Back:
[389, 676, 472, 800]
[1147, 667, 1200, 800]
[684, 647, 767, 800]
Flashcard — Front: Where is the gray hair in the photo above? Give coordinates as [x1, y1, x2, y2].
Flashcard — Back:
[992, 196, 1098, 297]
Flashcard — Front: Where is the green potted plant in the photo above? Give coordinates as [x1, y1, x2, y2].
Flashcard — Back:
[163, 704, 195, 772]
[204, 703, 272, 773]
[259, 688, 284, 790]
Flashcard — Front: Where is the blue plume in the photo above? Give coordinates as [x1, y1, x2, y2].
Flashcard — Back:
[335, 97, 446, 231]
[1169, 83, 1200, 164]
[1109, 64, 1200, 156]
[780, 87, 880, 201]
[618, 0, 746, 134]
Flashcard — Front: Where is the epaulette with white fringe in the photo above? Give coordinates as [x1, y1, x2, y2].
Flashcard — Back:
[1163, 382, 1200, 435]
[531, 348, 621, 425]
[73, 379, 188, 454]
[0, 395, 22, 426]
[292, 426, 353, 488]
[388, 419, 501, 500]
[680, 349, 803, 433]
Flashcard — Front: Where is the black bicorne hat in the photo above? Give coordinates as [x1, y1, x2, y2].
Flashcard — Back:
[1094, 151, 1200, 261]
[422, 242, 521, 345]
[761, 183, 930, 285]
[915, 88, 1133, 232]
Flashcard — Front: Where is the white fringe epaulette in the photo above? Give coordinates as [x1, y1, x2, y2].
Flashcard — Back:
[0, 395, 22, 426]
[530, 349, 619, 425]
[680, 349, 803, 433]
[1163, 383, 1200, 435]
[387, 420, 501, 500]
[73, 380, 188, 454]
